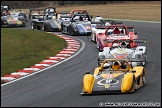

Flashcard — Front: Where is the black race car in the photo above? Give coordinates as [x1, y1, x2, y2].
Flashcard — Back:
[31, 7, 65, 32]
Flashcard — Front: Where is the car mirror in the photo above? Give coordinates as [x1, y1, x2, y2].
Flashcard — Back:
[131, 70, 136, 73]
[86, 71, 90, 74]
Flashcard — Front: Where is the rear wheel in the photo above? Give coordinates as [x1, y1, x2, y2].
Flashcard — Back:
[37, 26, 41, 30]
[31, 22, 34, 30]
[70, 29, 74, 36]
[69, 25, 75, 36]
[96, 40, 99, 49]
[22, 22, 26, 27]
[130, 76, 136, 92]
[142, 71, 145, 85]
[41, 25, 45, 31]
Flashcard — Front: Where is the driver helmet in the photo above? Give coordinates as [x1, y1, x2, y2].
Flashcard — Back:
[95, 16, 103, 22]
[105, 22, 110, 26]
[49, 9, 54, 13]
[120, 41, 127, 48]
[3, 6, 8, 10]
[47, 15, 52, 19]
[103, 63, 111, 69]
[132, 62, 137, 67]
[112, 43, 119, 48]
[74, 11, 78, 15]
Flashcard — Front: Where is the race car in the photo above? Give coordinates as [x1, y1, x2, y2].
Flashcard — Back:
[31, 7, 64, 32]
[1, 12, 26, 27]
[61, 14, 92, 36]
[96, 25, 138, 51]
[98, 39, 147, 67]
[80, 58, 146, 95]
[91, 17, 123, 42]
[69, 9, 92, 19]
[1, 5, 27, 20]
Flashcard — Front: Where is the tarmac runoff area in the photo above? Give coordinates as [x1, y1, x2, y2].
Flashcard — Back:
[1, 32, 81, 84]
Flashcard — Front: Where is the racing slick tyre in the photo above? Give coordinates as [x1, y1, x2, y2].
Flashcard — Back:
[43, 23, 51, 32]
[70, 30, 75, 36]
[69, 25, 75, 36]
[41, 25, 45, 31]
[31, 22, 35, 30]
[70, 29, 75, 36]
[19, 12, 27, 21]
[37, 26, 41, 30]
[96, 40, 103, 51]
[44, 26, 49, 32]
[142, 71, 145, 85]
[96, 41, 99, 49]
[142, 59, 146, 67]
[22, 22, 26, 27]
[130, 76, 136, 93]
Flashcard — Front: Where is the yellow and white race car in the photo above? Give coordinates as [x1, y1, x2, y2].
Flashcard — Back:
[80, 58, 146, 95]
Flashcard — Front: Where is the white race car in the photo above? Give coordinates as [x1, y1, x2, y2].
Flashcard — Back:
[98, 40, 147, 67]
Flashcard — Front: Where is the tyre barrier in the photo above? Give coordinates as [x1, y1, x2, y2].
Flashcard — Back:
[1, 32, 81, 83]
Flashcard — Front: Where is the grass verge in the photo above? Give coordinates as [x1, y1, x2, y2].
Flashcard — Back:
[1, 28, 67, 76]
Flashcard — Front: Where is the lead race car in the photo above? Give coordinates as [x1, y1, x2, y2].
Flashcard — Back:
[96, 24, 138, 51]
[61, 14, 92, 36]
[97, 39, 147, 67]
[80, 58, 146, 95]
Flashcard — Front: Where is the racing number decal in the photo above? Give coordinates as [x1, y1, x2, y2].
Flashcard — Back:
[106, 74, 113, 79]
[106, 79, 112, 83]
[97, 78, 119, 86]
[85, 26, 91, 29]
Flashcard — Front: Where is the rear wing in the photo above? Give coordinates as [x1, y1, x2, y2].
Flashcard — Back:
[91, 22, 103, 24]
[98, 56, 146, 67]
[125, 25, 134, 32]
[128, 58, 146, 62]
[60, 15, 71, 18]
[126, 25, 134, 29]
[104, 20, 123, 25]
[29, 8, 45, 19]
[91, 20, 122, 25]
[58, 11, 70, 14]
[96, 26, 107, 29]
[105, 39, 147, 44]
[31, 14, 45, 20]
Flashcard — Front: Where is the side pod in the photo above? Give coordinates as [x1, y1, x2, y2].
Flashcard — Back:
[121, 73, 134, 92]
[83, 74, 95, 94]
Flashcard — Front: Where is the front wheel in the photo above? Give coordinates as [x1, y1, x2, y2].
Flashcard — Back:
[70, 29, 74, 36]
[142, 72, 145, 85]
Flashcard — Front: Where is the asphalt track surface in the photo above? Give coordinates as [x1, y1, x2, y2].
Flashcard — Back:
[1, 18, 161, 107]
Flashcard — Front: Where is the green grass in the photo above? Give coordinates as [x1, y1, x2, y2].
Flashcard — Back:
[1, 28, 67, 76]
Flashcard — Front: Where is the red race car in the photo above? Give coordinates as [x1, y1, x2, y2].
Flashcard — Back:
[96, 24, 138, 51]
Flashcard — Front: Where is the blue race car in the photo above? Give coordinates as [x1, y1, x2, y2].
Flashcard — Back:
[61, 14, 92, 36]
